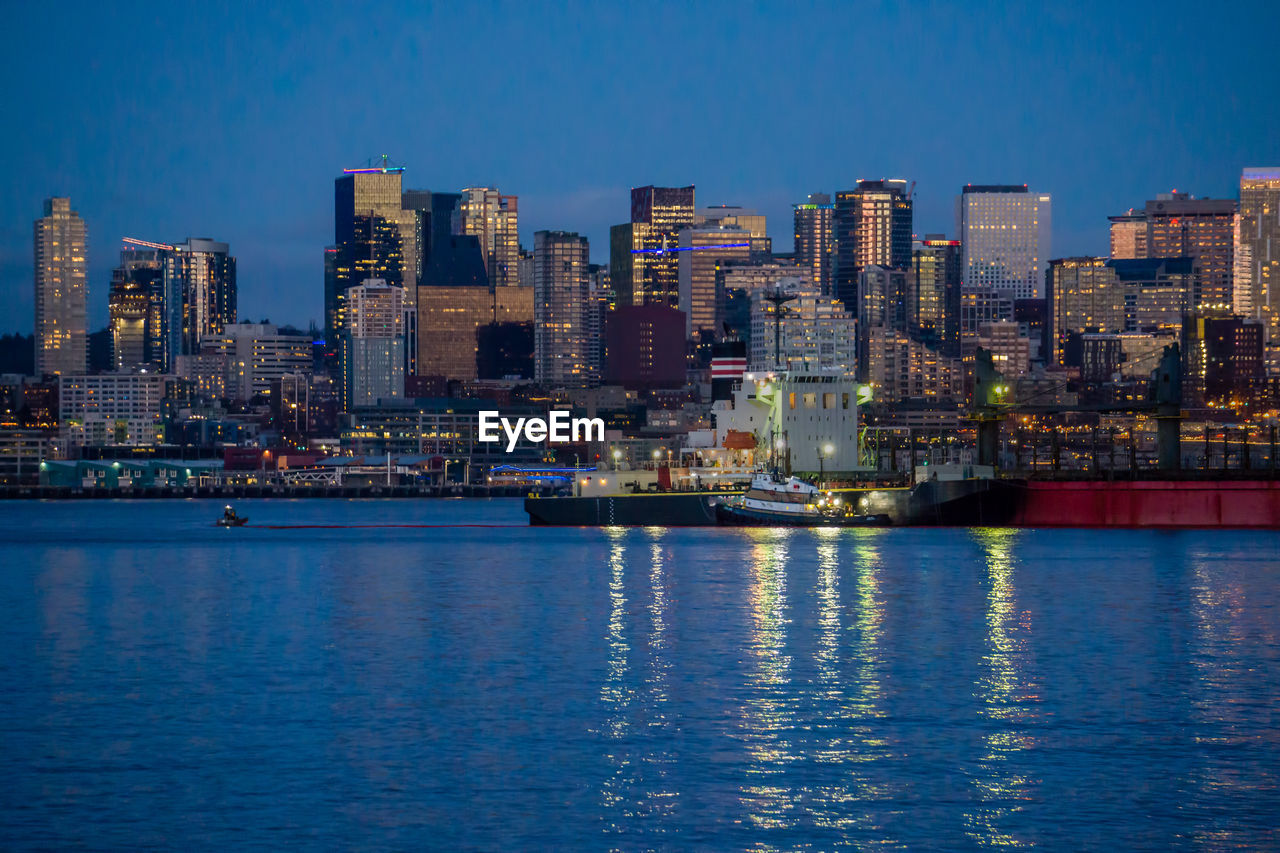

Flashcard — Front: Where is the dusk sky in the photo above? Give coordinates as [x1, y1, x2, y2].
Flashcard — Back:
[1, 0, 1275, 332]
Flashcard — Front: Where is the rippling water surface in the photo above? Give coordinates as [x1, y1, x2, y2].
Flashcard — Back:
[1, 499, 1278, 850]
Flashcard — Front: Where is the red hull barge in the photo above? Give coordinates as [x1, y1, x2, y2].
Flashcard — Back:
[1012, 480, 1280, 529]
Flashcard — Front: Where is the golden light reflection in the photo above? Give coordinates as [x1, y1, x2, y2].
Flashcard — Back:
[641, 527, 678, 820]
[965, 528, 1037, 849]
[738, 528, 800, 830]
[598, 527, 636, 824]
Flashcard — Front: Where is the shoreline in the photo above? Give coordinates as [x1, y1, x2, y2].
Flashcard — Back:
[0, 484, 552, 500]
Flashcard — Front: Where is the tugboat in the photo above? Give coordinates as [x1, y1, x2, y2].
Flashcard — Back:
[215, 505, 248, 527]
[715, 471, 892, 527]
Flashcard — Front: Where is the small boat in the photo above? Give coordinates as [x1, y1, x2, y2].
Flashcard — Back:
[715, 472, 892, 527]
[216, 506, 248, 527]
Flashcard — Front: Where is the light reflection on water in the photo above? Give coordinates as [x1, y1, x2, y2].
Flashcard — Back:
[1, 500, 1278, 849]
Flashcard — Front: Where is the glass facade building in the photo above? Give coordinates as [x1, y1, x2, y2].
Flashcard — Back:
[534, 230, 595, 387]
[957, 185, 1051, 304]
[793, 193, 834, 296]
[458, 187, 520, 288]
[834, 180, 912, 310]
[33, 198, 88, 377]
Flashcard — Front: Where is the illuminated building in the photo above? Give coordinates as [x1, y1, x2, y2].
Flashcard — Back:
[458, 187, 520, 288]
[696, 206, 770, 257]
[676, 224, 753, 336]
[417, 285, 533, 380]
[794, 193, 834, 295]
[609, 185, 695, 308]
[325, 161, 419, 362]
[59, 372, 170, 446]
[34, 198, 88, 377]
[748, 279, 856, 375]
[865, 327, 964, 404]
[1236, 168, 1280, 374]
[857, 265, 909, 379]
[1183, 315, 1264, 405]
[1047, 256, 1193, 367]
[340, 280, 412, 410]
[957, 184, 1051, 302]
[162, 238, 237, 358]
[534, 230, 596, 387]
[1143, 193, 1235, 311]
[1108, 211, 1147, 259]
[834, 179, 912, 309]
[910, 237, 962, 356]
[976, 321, 1030, 376]
[198, 323, 313, 401]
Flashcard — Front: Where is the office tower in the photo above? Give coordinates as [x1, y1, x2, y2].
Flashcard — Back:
[957, 185, 1052, 304]
[1236, 168, 1280, 372]
[197, 323, 313, 401]
[833, 179, 912, 309]
[1046, 256, 1193, 367]
[865, 328, 965, 404]
[416, 285, 533, 380]
[326, 161, 419, 356]
[748, 278, 856, 375]
[340, 279, 411, 410]
[458, 187, 520, 288]
[696, 206, 770, 257]
[108, 246, 164, 371]
[604, 306, 687, 390]
[794, 193, 834, 295]
[1108, 211, 1147, 259]
[162, 238, 237, 359]
[1143, 193, 1235, 311]
[534, 230, 595, 387]
[33, 198, 88, 376]
[609, 185, 695, 308]
[910, 237, 962, 356]
[1183, 316, 1264, 405]
[856, 265, 909, 379]
[677, 224, 753, 337]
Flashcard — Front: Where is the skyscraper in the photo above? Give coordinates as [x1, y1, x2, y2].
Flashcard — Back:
[108, 246, 163, 371]
[326, 161, 418, 357]
[609, 185, 695, 308]
[1143, 193, 1235, 311]
[910, 237, 962, 356]
[676, 224, 753, 337]
[341, 279, 411, 410]
[458, 187, 520, 288]
[794, 193, 834, 295]
[957, 184, 1051, 303]
[833, 179, 912, 309]
[1108, 211, 1147, 259]
[162, 238, 237, 359]
[1236, 168, 1280, 373]
[33, 198, 87, 377]
[534, 230, 595, 387]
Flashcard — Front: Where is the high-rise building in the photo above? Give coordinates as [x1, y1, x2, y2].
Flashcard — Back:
[609, 185, 695, 308]
[677, 224, 753, 337]
[1236, 168, 1280, 373]
[326, 162, 419, 358]
[865, 327, 965, 404]
[108, 246, 163, 371]
[834, 179, 912, 309]
[197, 323, 313, 401]
[340, 280, 412, 410]
[416, 285, 533, 380]
[458, 187, 520, 288]
[910, 237, 962, 356]
[1046, 256, 1193, 367]
[534, 230, 595, 387]
[748, 278, 856, 375]
[857, 265, 909, 379]
[1108, 211, 1147, 259]
[696, 206, 770, 257]
[33, 198, 88, 377]
[162, 238, 237, 359]
[1143, 193, 1235, 311]
[794, 193, 834, 296]
[957, 184, 1052, 303]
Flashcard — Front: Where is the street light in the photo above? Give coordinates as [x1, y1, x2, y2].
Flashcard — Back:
[612, 448, 622, 470]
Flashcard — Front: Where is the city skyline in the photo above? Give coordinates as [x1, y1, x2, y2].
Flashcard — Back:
[1, 1, 1275, 331]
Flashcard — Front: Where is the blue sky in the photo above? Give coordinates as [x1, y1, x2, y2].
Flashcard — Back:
[1, 0, 1276, 331]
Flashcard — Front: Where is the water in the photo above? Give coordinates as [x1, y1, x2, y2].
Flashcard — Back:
[1, 499, 1277, 850]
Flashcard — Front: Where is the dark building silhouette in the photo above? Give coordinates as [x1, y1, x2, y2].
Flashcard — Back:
[605, 305, 687, 390]
[477, 322, 534, 380]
